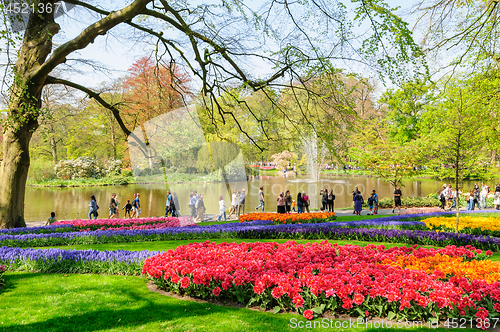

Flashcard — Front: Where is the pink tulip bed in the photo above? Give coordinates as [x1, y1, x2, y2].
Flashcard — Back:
[143, 241, 500, 327]
[53, 217, 197, 232]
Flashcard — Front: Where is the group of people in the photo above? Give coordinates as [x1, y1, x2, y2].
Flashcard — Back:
[164, 191, 180, 217]
[216, 189, 247, 222]
[188, 191, 206, 222]
[441, 182, 500, 211]
[88, 193, 141, 220]
[351, 187, 384, 216]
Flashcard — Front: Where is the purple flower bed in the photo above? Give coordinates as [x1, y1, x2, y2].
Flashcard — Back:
[0, 246, 160, 275]
[0, 219, 424, 248]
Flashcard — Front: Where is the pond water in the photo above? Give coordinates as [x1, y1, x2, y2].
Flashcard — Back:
[24, 175, 500, 222]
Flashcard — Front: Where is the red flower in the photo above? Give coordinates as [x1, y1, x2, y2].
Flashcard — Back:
[171, 274, 179, 283]
[180, 277, 190, 288]
[303, 309, 314, 320]
[212, 287, 221, 297]
[292, 295, 305, 308]
[353, 293, 364, 305]
[365, 310, 369, 317]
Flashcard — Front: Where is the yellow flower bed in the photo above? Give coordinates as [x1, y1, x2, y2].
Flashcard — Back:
[384, 254, 500, 283]
[422, 216, 500, 232]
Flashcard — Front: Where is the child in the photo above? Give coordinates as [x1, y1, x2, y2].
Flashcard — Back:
[367, 193, 374, 215]
[45, 212, 57, 225]
[291, 200, 297, 212]
[122, 200, 132, 218]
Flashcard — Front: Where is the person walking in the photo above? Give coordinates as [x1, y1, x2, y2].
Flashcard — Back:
[438, 184, 447, 210]
[352, 187, 358, 214]
[481, 182, 490, 209]
[465, 191, 471, 211]
[88, 195, 98, 220]
[217, 195, 227, 221]
[188, 193, 196, 218]
[173, 192, 180, 217]
[473, 184, 481, 210]
[122, 200, 132, 218]
[327, 189, 335, 213]
[165, 191, 173, 217]
[354, 191, 363, 215]
[131, 193, 141, 218]
[195, 194, 205, 222]
[469, 190, 475, 211]
[237, 189, 246, 218]
[285, 190, 292, 213]
[494, 184, 500, 210]
[392, 186, 402, 214]
[372, 190, 378, 214]
[255, 187, 265, 212]
[109, 193, 118, 219]
[320, 188, 328, 211]
[228, 190, 238, 218]
[302, 191, 310, 213]
[45, 212, 57, 225]
[277, 192, 286, 214]
[296, 192, 303, 213]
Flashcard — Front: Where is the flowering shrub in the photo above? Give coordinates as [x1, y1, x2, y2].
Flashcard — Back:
[0, 247, 158, 275]
[239, 212, 336, 224]
[104, 158, 123, 176]
[143, 241, 500, 323]
[423, 216, 500, 237]
[55, 157, 103, 179]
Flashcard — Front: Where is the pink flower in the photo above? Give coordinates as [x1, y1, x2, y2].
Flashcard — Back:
[212, 287, 221, 297]
[292, 295, 305, 308]
[303, 309, 314, 320]
[353, 293, 364, 305]
[180, 277, 190, 288]
[171, 274, 179, 283]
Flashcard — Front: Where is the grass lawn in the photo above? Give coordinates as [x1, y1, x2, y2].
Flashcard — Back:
[0, 272, 472, 332]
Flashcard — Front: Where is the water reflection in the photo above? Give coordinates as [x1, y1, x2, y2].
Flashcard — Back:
[24, 175, 500, 222]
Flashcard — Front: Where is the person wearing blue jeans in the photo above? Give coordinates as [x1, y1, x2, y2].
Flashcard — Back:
[88, 195, 98, 220]
[255, 187, 265, 211]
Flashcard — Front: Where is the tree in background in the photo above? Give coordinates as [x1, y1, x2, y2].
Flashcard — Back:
[420, 77, 487, 231]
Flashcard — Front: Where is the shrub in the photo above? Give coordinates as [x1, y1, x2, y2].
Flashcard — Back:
[55, 157, 103, 179]
[377, 196, 440, 208]
[104, 158, 123, 176]
[121, 168, 134, 177]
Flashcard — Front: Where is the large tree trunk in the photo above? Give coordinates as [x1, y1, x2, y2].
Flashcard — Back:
[0, 7, 58, 229]
[0, 125, 37, 228]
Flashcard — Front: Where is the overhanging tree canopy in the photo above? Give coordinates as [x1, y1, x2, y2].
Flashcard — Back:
[0, 0, 423, 228]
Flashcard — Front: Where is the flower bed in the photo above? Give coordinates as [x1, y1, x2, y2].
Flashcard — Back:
[54, 216, 197, 231]
[239, 212, 336, 224]
[423, 216, 500, 237]
[0, 247, 159, 275]
[0, 217, 197, 236]
[0, 219, 425, 248]
[143, 241, 499, 324]
[399, 207, 444, 215]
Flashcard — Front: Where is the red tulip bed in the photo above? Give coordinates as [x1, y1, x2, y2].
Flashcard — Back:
[53, 217, 197, 231]
[143, 241, 500, 328]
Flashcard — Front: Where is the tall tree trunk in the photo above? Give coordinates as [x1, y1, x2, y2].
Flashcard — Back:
[0, 125, 37, 228]
[0, 8, 58, 229]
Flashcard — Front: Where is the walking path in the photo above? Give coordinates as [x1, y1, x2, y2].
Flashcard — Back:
[25, 207, 472, 228]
